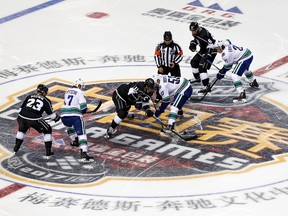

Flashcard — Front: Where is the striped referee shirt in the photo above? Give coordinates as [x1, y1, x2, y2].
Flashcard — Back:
[154, 41, 183, 68]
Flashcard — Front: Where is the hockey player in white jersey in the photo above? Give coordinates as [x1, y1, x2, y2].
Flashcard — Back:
[214, 39, 259, 103]
[60, 78, 94, 162]
[154, 75, 192, 135]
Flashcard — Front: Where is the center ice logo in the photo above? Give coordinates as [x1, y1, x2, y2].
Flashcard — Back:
[0, 78, 287, 185]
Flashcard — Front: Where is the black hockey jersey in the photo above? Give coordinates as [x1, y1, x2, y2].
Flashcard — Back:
[18, 93, 54, 120]
[116, 81, 151, 106]
[194, 27, 215, 53]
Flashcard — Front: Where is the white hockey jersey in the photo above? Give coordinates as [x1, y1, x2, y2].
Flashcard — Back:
[221, 43, 252, 70]
[60, 87, 87, 117]
[157, 75, 190, 102]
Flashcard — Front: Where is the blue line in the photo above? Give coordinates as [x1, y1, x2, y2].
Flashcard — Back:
[0, 0, 65, 24]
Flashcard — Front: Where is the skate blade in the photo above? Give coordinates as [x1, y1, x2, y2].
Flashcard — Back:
[81, 158, 95, 163]
[233, 99, 247, 103]
[197, 91, 211, 96]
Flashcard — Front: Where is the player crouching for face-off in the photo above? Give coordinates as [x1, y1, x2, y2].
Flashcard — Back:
[213, 39, 259, 103]
[60, 78, 94, 162]
[153, 74, 192, 137]
[104, 78, 155, 139]
[14, 84, 61, 159]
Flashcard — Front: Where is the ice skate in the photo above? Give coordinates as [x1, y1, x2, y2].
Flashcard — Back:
[70, 137, 79, 147]
[165, 124, 174, 134]
[45, 150, 54, 160]
[127, 112, 135, 119]
[159, 129, 170, 138]
[233, 91, 247, 103]
[178, 109, 184, 118]
[104, 127, 116, 139]
[249, 79, 259, 88]
[80, 150, 94, 163]
[197, 84, 211, 95]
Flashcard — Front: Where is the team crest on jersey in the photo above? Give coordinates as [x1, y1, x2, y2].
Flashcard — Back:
[0, 78, 287, 186]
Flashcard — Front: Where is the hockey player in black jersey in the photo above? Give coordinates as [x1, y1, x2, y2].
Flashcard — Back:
[189, 21, 217, 94]
[104, 78, 155, 139]
[13, 84, 60, 159]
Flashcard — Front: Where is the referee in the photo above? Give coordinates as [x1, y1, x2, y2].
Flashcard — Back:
[154, 31, 183, 77]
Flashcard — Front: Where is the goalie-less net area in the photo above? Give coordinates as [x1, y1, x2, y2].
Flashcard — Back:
[0, 1, 287, 216]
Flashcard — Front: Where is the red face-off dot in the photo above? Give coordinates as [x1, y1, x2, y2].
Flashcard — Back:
[86, 12, 109, 19]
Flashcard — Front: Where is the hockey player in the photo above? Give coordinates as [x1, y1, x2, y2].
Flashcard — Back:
[154, 31, 183, 77]
[153, 75, 192, 135]
[60, 78, 94, 162]
[214, 39, 259, 103]
[104, 78, 155, 138]
[13, 84, 60, 158]
[189, 22, 216, 94]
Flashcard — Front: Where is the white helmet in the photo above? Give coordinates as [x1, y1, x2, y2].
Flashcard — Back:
[153, 74, 161, 84]
[216, 39, 231, 48]
[73, 78, 85, 89]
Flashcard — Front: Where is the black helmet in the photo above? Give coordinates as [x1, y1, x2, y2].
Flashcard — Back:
[144, 78, 155, 90]
[37, 84, 48, 95]
[163, 31, 172, 41]
[189, 21, 199, 31]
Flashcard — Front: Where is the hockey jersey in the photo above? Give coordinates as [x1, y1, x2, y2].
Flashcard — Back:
[60, 87, 87, 117]
[18, 93, 54, 120]
[157, 75, 190, 103]
[221, 43, 253, 70]
[116, 81, 152, 108]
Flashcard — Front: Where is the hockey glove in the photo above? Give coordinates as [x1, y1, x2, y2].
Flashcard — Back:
[154, 109, 163, 118]
[154, 98, 161, 104]
[145, 109, 154, 117]
[189, 40, 197, 52]
[128, 86, 139, 95]
[135, 102, 142, 110]
[216, 69, 226, 80]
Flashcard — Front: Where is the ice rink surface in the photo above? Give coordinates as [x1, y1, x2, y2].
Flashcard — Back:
[0, 0, 287, 215]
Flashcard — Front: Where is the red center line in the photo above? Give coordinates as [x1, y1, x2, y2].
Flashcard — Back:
[254, 55, 288, 76]
[0, 183, 26, 199]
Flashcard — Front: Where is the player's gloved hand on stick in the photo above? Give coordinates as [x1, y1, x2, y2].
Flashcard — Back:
[154, 98, 161, 104]
[135, 102, 142, 110]
[216, 69, 226, 80]
[154, 109, 163, 118]
[145, 109, 154, 117]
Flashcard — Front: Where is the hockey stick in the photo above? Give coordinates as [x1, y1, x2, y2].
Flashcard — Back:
[153, 116, 198, 141]
[138, 90, 198, 141]
[86, 100, 102, 114]
[196, 52, 220, 71]
[190, 78, 218, 102]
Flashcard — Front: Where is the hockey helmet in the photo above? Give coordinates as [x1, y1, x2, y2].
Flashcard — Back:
[73, 78, 85, 89]
[216, 39, 231, 49]
[144, 78, 155, 92]
[189, 21, 199, 31]
[37, 84, 49, 95]
[152, 74, 161, 85]
[163, 31, 172, 41]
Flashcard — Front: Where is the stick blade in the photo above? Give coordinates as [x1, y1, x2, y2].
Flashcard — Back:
[181, 134, 198, 141]
[87, 100, 102, 113]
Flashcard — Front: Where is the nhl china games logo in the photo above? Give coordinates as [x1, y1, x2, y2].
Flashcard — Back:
[0, 78, 287, 185]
